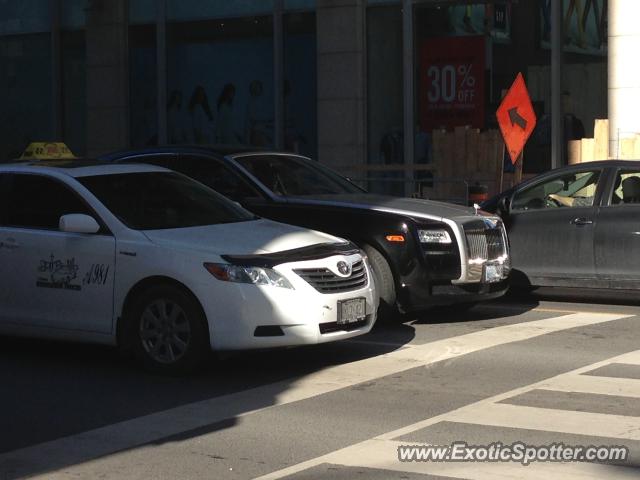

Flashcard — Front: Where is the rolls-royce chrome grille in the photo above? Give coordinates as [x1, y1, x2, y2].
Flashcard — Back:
[294, 260, 367, 293]
[464, 223, 507, 262]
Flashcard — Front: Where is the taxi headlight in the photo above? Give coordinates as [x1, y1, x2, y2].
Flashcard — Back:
[204, 263, 294, 289]
[418, 229, 452, 244]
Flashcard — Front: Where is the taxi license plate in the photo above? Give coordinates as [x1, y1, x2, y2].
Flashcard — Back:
[337, 298, 366, 325]
[484, 264, 503, 283]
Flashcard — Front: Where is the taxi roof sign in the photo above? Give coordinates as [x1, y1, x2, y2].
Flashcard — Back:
[20, 142, 76, 160]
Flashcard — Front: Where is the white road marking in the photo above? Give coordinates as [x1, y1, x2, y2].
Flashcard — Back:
[317, 439, 638, 480]
[255, 347, 640, 480]
[0, 311, 630, 479]
[447, 403, 640, 441]
[538, 374, 640, 398]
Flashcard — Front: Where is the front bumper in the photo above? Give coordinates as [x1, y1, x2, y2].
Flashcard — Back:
[398, 216, 510, 311]
[196, 253, 378, 351]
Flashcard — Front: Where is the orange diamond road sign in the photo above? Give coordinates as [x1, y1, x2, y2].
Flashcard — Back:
[496, 72, 537, 164]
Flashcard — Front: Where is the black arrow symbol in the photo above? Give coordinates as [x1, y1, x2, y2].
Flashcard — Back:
[508, 107, 527, 130]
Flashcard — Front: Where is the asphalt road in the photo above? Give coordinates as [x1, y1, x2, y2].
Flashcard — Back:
[1, 289, 640, 479]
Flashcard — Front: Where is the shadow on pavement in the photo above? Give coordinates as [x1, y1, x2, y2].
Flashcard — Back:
[510, 286, 640, 307]
[410, 299, 540, 325]
[0, 321, 416, 479]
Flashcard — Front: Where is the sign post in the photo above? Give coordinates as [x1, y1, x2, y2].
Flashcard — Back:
[496, 72, 537, 190]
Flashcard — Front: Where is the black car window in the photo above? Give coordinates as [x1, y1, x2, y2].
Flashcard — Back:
[235, 155, 364, 196]
[0, 174, 8, 225]
[3, 174, 92, 230]
[168, 155, 262, 201]
[79, 171, 255, 230]
[130, 154, 171, 168]
[511, 170, 601, 211]
[608, 170, 640, 205]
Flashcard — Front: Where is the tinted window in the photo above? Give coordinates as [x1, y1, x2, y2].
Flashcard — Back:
[609, 170, 640, 205]
[511, 170, 601, 211]
[3, 174, 92, 230]
[131, 155, 171, 168]
[79, 172, 255, 230]
[235, 155, 364, 196]
[169, 155, 261, 201]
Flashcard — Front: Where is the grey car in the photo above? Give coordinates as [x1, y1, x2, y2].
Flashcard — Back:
[482, 160, 640, 289]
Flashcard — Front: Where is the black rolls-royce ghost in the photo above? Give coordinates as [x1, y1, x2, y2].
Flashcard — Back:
[102, 146, 510, 315]
[483, 160, 640, 289]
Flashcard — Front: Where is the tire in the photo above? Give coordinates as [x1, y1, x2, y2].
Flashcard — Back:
[363, 244, 398, 322]
[122, 284, 210, 375]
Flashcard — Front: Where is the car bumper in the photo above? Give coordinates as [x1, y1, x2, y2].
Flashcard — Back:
[397, 276, 509, 311]
[195, 255, 378, 350]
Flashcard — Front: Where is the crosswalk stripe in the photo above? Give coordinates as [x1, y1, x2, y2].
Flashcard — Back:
[1, 311, 630, 479]
[256, 347, 640, 480]
[446, 403, 640, 441]
[538, 374, 640, 398]
[322, 439, 637, 480]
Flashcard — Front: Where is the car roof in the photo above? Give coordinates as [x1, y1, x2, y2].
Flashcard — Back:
[0, 159, 169, 178]
[558, 159, 640, 169]
[101, 144, 306, 161]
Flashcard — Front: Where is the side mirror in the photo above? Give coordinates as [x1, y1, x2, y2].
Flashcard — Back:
[498, 196, 511, 216]
[59, 214, 100, 234]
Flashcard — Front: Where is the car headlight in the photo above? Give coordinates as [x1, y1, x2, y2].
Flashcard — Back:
[418, 229, 452, 244]
[204, 263, 294, 289]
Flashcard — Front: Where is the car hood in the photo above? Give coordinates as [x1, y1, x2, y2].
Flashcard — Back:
[286, 194, 481, 220]
[142, 219, 343, 255]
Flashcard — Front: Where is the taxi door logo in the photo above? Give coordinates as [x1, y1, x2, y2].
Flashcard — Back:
[37, 254, 81, 291]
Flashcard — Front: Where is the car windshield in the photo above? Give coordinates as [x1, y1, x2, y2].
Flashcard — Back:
[79, 171, 255, 230]
[234, 155, 364, 196]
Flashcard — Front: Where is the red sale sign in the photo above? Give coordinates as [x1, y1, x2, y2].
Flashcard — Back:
[420, 36, 486, 131]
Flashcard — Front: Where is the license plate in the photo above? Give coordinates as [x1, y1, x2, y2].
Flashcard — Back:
[337, 298, 366, 325]
[484, 263, 503, 283]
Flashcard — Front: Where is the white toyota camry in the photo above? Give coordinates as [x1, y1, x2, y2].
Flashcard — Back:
[0, 162, 377, 372]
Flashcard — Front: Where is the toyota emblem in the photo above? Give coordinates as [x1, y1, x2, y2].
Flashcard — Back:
[336, 261, 352, 277]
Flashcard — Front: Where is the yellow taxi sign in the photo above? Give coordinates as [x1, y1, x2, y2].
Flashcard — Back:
[20, 142, 76, 160]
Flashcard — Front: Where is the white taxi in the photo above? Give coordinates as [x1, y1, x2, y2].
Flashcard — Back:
[0, 162, 377, 373]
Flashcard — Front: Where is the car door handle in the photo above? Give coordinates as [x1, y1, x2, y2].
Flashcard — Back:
[570, 217, 593, 226]
[0, 238, 20, 250]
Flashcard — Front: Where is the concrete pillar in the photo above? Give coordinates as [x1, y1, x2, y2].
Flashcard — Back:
[608, 0, 640, 158]
[316, 0, 366, 169]
[85, 0, 129, 157]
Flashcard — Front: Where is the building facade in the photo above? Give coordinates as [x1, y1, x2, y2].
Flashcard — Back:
[0, 0, 608, 194]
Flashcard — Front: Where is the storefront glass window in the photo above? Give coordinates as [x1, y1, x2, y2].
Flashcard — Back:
[129, 0, 155, 25]
[166, 14, 274, 146]
[0, 0, 50, 35]
[284, 12, 317, 157]
[61, 0, 88, 29]
[61, 1, 88, 156]
[285, 0, 315, 10]
[62, 30, 86, 156]
[167, 1, 273, 21]
[0, 34, 52, 161]
[366, 5, 403, 195]
[130, 23, 158, 147]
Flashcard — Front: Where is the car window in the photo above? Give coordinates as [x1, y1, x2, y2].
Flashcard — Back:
[511, 170, 601, 212]
[2, 174, 92, 230]
[168, 155, 262, 201]
[235, 155, 364, 196]
[131, 155, 171, 168]
[79, 171, 255, 230]
[609, 170, 640, 205]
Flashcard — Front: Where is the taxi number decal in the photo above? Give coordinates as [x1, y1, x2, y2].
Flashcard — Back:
[83, 264, 110, 286]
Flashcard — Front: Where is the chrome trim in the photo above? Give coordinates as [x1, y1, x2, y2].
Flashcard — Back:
[456, 218, 510, 283]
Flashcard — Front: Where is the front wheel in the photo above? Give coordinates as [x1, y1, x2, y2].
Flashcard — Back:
[123, 284, 210, 374]
[362, 244, 398, 322]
